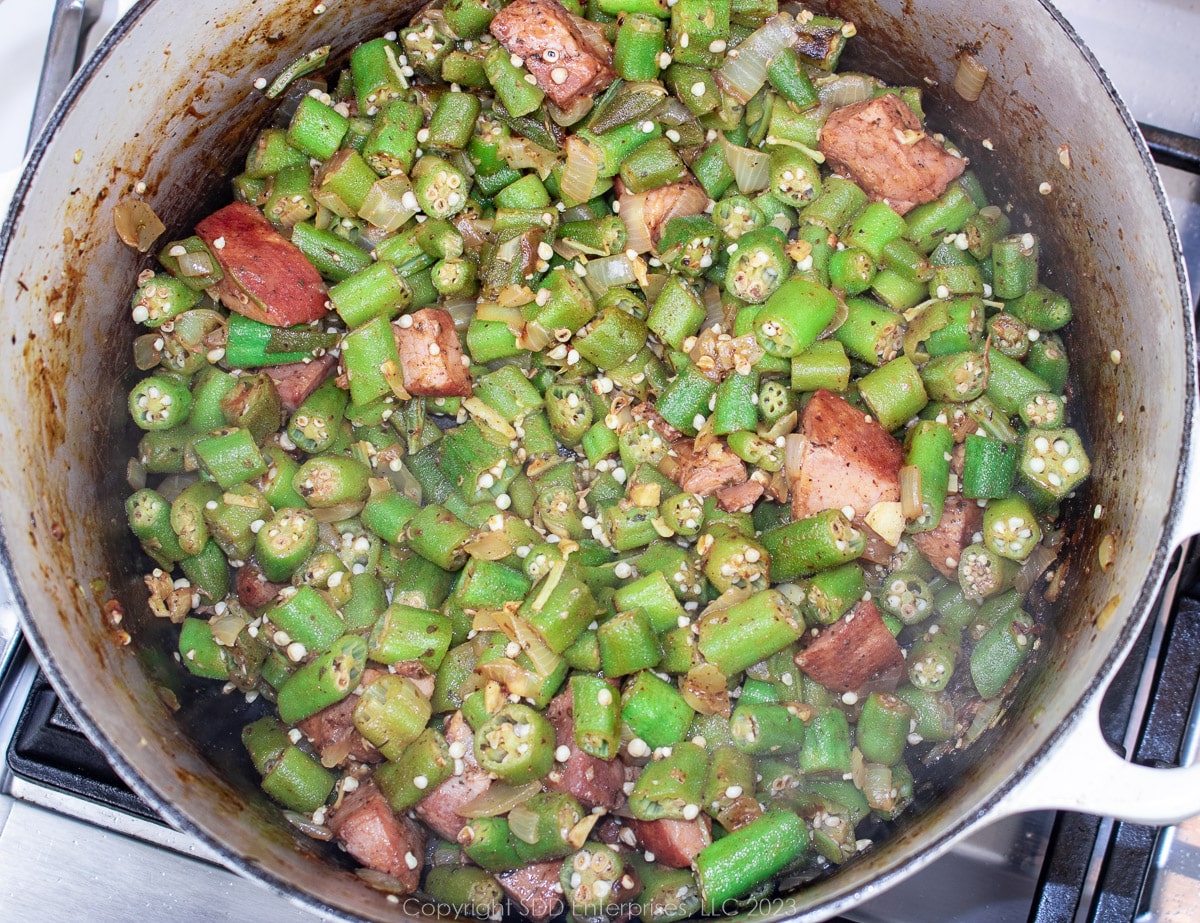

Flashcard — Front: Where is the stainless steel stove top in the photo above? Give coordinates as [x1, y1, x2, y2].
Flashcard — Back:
[0, 1, 1196, 921]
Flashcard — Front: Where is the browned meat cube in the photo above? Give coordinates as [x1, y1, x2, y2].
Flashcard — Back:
[393, 308, 472, 397]
[789, 389, 902, 523]
[296, 668, 385, 766]
[912, 493, 984, 577]
[795, 599, 905, 693]
[819, 94, 966, 215]
[414, 711, 492, 841]
[715, 479, 765, 513]
[195, 202, 329, 326]
[262, 352, 338, 412]
[326, 781, 425, 892]
[234, 561, 285, 610]
[498, 861, 566, 923]
[545, 689, 626, 811]
[640, 177, 709, 245]
[631, 402, 685, 443]
[670, 438, 748, 497]
[627, 816, 712, 869]
[490, 0, 616, 109]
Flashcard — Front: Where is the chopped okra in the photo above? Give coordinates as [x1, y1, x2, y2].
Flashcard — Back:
[122, 0, 1094, 912]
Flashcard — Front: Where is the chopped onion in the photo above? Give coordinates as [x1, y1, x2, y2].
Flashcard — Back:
[899, 465, 923, 520]
[114, 199, 165, 252]
[475, 303, 525, 327]
[283, 811, 333, 841]
[681, 663, 732, 717]
[507, 802, 541, 845]
[355, 868, 411, 894]
[722, 139, 771, 194]
[210, 615, 245, 647]
[717, 13, 797, 103]
[1015, 542, 1058, 596]
[444, 293, 478, 332]
[126, 457, 147, 491]
[499, 134, 562, 178]
[463, 530, 514, 561]
[954, 53, 989, 102]
[177, 251, 215, 278]
[562, 136, 600, 207]
[816, 73, 875, 109]
[584, 253, 638, 295]
[458, 780, 544, 818]
[311, 499, 366, 522]
[548, 95, 594, 127]
[784, 433, 808, 481]
[359, 174, 418, 232]
[617, 190, 654, 254]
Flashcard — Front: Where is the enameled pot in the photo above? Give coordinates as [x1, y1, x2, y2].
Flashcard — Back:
[0, 1, 1196, 919]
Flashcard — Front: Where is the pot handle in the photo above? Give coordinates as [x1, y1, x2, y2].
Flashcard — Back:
[994, 655, 1200, 826]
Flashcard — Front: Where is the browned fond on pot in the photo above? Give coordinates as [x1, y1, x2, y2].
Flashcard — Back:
[0, 0, 1190, 921]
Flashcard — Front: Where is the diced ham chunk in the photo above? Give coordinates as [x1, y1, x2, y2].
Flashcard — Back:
[235, 562, 285, 609]
[819, 94, 966, 216]
[296, 668, 385, 766]
[490, 0, 615, 109]
[795, 599, 905, 693]
[414, 711, 491, 841]
[912, 494, 984, 578]
[628, 816, 712, 869]
[195, 202, 328, 326]
[716, 479, 764, 513]
[631, 402, 685, 443]
[262, 353, 338, 412]
[789, 389, 902, 524]
[669, 438, 748, 498]
[393, 308, 473, 398]
[497, 861, 566, 923]
[326, 781, 425, 893]
[617, 177, 710, 248]
[545, 689, 626, 811]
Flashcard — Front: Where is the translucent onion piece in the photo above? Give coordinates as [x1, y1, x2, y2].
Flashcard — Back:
[463, 530, 514, 561]
[562, 141, 603, 213]
[954, 53, 989, 102]
[132, 333, 162, 371]
[717, 13, 796, 103]
[355, 868, 411, 894]
[477, 659, 543, 699]
[584, 253, 638, 295]
[475, 303, 526, 326]
[649, 181, 710, 239]
[283, 811, 333, 840]
[617, 191, 654, 254]
[114, 199, 166, 252]
[681, 663, 732, 717]
[898, 465, 923, 520]
[784, 433, 809, 481]
[177, 251, 215, 278]
[444, 293, 478, 332]
[499, 135, 562, 178]
[458, 780, 544, 818]
[125, 457, 147, 491]
[507, 802, 541, 845]
[548, 95, 594, 127]
[359, 174, 418, 232]
[311, 499, 366, 522]
[1015, 541, 1058, 596]
[720, 136, 772, 194]
[816, 73, 875, 109]
[210, 615, 245, 647]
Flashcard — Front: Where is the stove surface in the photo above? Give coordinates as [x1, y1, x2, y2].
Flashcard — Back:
[0, 1, 1196, 922]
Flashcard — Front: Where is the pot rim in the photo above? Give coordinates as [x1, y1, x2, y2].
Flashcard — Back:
[0, 0, 1192, 920]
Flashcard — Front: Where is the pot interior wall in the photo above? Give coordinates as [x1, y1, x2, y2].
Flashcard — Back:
[0, 0, 1189, 920]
